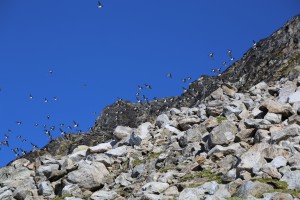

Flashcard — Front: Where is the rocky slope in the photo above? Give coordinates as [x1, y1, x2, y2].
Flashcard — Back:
[1, 14, 300, 200]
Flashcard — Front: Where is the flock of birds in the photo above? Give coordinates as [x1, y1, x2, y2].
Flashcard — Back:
[0, 1, 260, 164]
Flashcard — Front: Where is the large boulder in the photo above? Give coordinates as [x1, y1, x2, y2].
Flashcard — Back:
[67, 160, 109, 190]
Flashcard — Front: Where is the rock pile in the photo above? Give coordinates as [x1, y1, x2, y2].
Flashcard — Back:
[3, 76, 300, 199]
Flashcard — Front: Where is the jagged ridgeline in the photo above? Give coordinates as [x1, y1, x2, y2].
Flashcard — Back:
[0, 14, 300, 200]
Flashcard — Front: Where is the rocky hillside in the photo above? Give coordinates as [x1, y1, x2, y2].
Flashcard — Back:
[1, 14, 300, 200]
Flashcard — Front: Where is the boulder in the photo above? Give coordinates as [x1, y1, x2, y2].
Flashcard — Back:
[235, 181, 273, 198]
[210, 121, 238, 146]
[280, 170, 300, 190]
[271, 124, 300, 143]
[91, 190, 118, 200]
[113, 126, 132, 141]
[67, 160, 109, 190]
[88, 142, 112, 154]
[141, 182, 169, 194]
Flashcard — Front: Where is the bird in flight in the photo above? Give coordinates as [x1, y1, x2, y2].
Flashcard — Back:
[98, 1, 103, 8]
[167, 73, 172, 78]
[209, 52, 214, 60]
[49, 70, 53, 74]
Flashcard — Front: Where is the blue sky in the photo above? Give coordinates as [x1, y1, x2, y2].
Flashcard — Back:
[0, 1, 299, 166]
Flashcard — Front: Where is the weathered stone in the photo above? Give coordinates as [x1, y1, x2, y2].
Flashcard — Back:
[106, 146, 128, 157]
[177, 115, 201, 130]
[208, 143, 243, 157]
[62, 184, 82, 197]
[37, 181, 54, 197]
[141, 182, 169, 194]
[88, 142, 112, 154]
[222, 84, 236, 98]
[210, 121, 238, 146]
[206, 100, 224, 117]
[262, 192, 293, 200]
[271, 124, 300, 143]
[260, 99, 294, 118]
[113, 126, 132, 141]
[91, 190, 118, 200]
[235, 181, 273, 198]
[115, 173, 131, 186]
[271, 156, 287, 168]
[131, 164, 145, 178]
[224, 101, 246, 117]
[280, 170, 300, 190]
[210, 88, 224, 100]
[244, 119, 272, 129]
[264, 113, 282, 124]
[37, 164, 59, 178]
[278, 81, 297, 103]
[178, 187, 205, 200]
[156, 114, 170, 128]
[67, 160, 109, 190]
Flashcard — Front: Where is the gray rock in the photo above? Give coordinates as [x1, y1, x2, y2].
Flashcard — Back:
[278, 81, 297, 103]
[128, 132, 142, 146]
[90, 190, 118, 200]
[68, 150, 87, 163]
[0, 187, 13, 200]
[222, 168, 237, 182]
[136, 122, 152, 140]
[261, 163, 282, 179]
[224, 101, 246, 117]
[164, 186, 179, 196]
[177, 115, 201, 130]
[208, 143, 243, 157]
[185, 125, 204, 143]
[88, 142, 112, 154]
[271, 156, 287, 168]
[210, 88, 224, 100]
[235, 181, 273, 198]
[115, 173, 131, 186]
[141, 182, 169, 194]
[264, 113, 282, 124]
[210, 121, 238, 145]
[200, 181, 219, 195]
[38, 181, 54, 197]
[222, 84, 237, 98]
[87, 153, 113, 167]
[251, 107, 264, 119]
[244, 119, 272, 129]
[288, 90, 300, 103]
[271, 124, 300, 143]
[206, 100, 224, 117]
[131, 164, 145, 178]
[287, 154, 300, 167]
[105, 146, 128, 157]
[156, 114, 170, 128]
[260, 99, 293, 118]
[262, 192, 293, 200]
[238, 143, 268, 171]
[62, 184, 82, 197]
[280, 170, 300, 190]
[178, 187, 205, 200]
[113, 126, 132, 141]
[67, 160, 109, 190]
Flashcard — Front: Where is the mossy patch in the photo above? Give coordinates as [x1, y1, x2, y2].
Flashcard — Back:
[216, 116, 227, 124]
[179, 169, 222, 184]
[147, 152, 161, 160]
[158, 164, 177, 173]
[132, 159, 142, 167]
[251, 178, 288, 189]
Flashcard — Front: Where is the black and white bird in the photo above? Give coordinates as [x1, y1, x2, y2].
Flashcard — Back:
[138, 85, 143, 90]
[209, 52, 214, 60]
[34, 123, 38, 127]
[145, 84, 152, 89]
[222, 61, 227, 67]
[98, 1, 103, 8]
[167, 73, 172, 78]
[253, 40, 257, 49]
[16, 121, 22, 125]
[44, 98, 48, 103]
[73, 120, 79, 128]
[49, 70, 53, 74]
[29, 94, 33, 99]
[59, 128, 66, 136]
[53, 96, 58, 101]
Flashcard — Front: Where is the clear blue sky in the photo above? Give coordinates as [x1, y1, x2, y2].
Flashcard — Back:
[0, 1, 299, 166]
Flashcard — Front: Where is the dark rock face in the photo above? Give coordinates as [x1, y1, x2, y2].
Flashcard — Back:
[20, 14, 300, 163]
[93, 14, 300, 134]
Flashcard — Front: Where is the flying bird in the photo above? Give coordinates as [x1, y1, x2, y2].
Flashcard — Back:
[167, 73, 172, 78]
[16, 121, 22, 125]
[49, 70, 53, 74]
[98, 1, 103, 8]
[44, 98, 48, 103]
[29, 94, 33, 99]
[209, 52, 214, 60]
